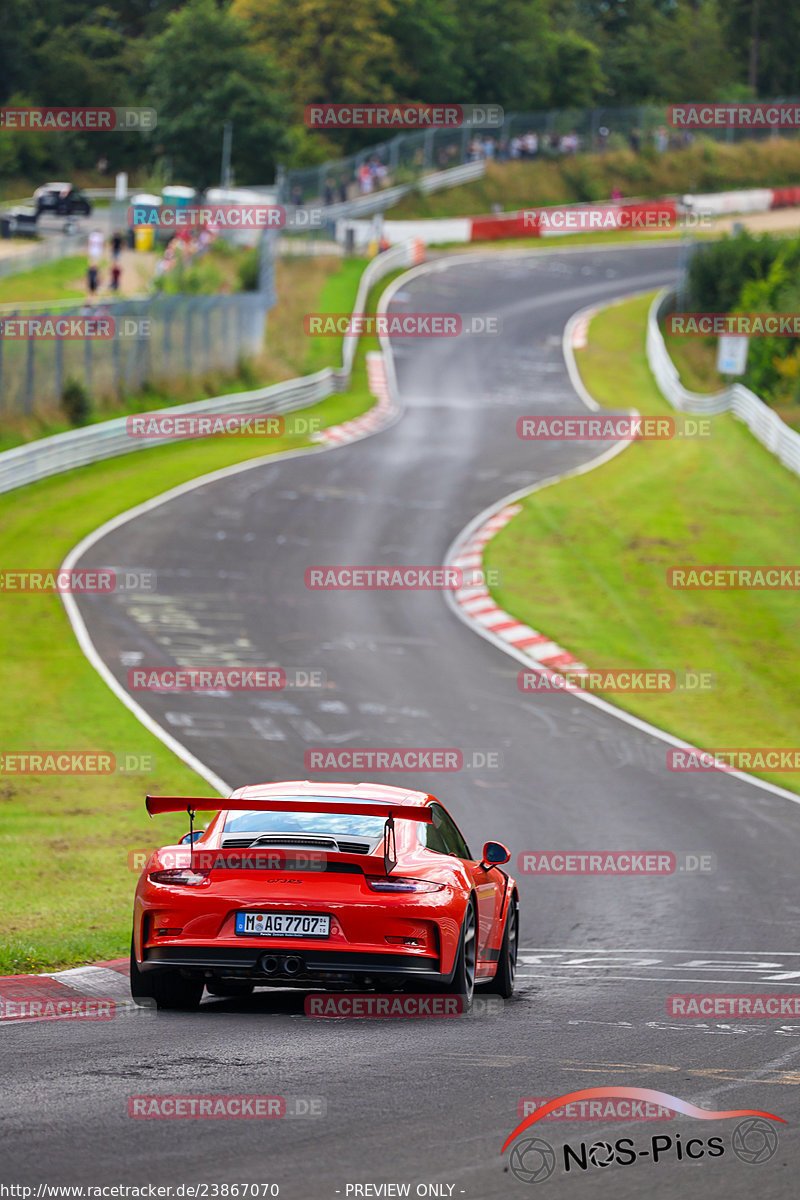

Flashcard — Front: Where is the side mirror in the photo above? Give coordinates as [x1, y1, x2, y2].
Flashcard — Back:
[180, 830, 205, 844]
[481, 841, 510, 870]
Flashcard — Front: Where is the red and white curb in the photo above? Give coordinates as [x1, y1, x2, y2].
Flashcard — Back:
[314, 351, 397, 447]
[0, 959, 135, 1023]
[442, 294, 800, 808]
[571, 315, 591, 349]
[450, 504, 589, 676]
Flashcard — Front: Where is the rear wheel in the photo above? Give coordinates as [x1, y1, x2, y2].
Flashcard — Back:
[130, 937, 204, 1011]
[442, 902, 477, 1004]
[493, 895, 518, 999]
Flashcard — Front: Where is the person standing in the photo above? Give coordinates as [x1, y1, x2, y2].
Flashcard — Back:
[110, 261, 122, 292]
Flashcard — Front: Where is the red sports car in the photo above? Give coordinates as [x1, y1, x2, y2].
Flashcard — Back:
[131, 780, 518, 1010]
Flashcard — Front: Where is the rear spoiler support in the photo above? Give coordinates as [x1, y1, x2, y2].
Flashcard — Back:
[383, 814, 397, 875]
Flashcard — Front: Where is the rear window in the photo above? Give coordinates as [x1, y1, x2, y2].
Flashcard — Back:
[224, 801, 386, 840]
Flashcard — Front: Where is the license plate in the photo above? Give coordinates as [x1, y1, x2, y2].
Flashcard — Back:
[235, 911, 330, 938]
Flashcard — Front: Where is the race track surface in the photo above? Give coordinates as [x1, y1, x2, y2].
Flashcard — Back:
[3, 245, 798, 1197]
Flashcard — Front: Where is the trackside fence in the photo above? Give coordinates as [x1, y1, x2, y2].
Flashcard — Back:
[0, 291, 272, 417]
[0, 239, 424, 495]
[647, 289, 800, 479]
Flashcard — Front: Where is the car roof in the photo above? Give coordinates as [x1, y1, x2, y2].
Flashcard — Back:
[230, 780, 433, 810]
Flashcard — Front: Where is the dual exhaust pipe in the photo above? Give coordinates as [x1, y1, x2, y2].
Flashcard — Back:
[260, 953, 304, 977]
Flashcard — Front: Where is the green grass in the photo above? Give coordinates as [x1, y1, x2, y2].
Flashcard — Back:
[0, 255, 87, 304]
[484, 292, 800, 791]
[662, 324, 724, 394]
[662, 316, 800, 435]
[0, 267, 390, 974]
[389, 137, 800, 219]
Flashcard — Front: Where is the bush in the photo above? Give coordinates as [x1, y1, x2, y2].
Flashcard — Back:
[61, 377, 92, 426]
[685, 230, 785, 314]
[235, 356, 258, 387]
[236, 247, 260, 291]
[160, 256, 224, 295]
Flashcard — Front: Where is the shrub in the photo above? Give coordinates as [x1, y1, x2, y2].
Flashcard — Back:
[685, 230, 785, 314]
[236, 247, 260, 291]
[61, 377, 92, 426]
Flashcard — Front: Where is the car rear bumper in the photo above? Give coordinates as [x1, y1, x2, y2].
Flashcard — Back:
[141, 944, 443, 984]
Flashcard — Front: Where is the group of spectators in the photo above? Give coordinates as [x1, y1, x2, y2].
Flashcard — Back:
[464, 124, 695, 164]
[154, 224, 217, 281]
[86, 231, 123, 297]
[290, 121, 699, 207]
[294, 156, 392, 207]
[466, 130, 579, 161]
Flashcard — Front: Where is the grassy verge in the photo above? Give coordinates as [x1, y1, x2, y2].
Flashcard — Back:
[389, 138, 800, 219]
[663, 316, 800, 435]
[0, 267, 392, 974]
[662, 324, 724, 394]
[484, 292, 800, 792]
[0, 255, 88, 304]
[0, 255, 366, 452]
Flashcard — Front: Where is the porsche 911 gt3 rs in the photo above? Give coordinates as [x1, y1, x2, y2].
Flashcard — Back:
[130, 780, 518, 1010]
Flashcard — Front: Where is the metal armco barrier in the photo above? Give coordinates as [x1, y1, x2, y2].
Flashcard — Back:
[647, 289, 800, 479]
[0, 240, 424, 496]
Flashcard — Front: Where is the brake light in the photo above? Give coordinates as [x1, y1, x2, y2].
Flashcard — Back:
[365, 876, 444, 893]
[149, 868, 210, 886]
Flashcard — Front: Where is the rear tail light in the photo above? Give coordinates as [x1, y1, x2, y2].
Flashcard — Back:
[149, 868, 210, 886]
[366, 876, 444, 893]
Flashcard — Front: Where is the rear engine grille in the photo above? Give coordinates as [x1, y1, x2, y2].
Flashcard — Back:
[220, 835, 371, 855]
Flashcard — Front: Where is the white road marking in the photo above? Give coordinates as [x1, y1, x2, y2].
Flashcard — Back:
[438, 292, 800, 809]
[516, 948, 800, 985]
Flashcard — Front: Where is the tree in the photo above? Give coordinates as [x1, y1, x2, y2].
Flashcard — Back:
[547, 29, 605, 108]
[723, 0, 800, 96]
[378, 0, 465, 102]
[0, 0, 34, 104]
[458, 0, 555, 110]
[144, 0, 291, 187]
[235, 0, 401, 112]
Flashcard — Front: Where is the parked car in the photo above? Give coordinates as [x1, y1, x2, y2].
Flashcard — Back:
[33, 183, 92, 217]
[0, 206, 39, 236]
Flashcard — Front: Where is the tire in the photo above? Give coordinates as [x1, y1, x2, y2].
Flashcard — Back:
[130, 936, 204, 1011]
[442, 901, 477, 1004]
[493, 894, 519, 999]
[205, 981, 255, 999]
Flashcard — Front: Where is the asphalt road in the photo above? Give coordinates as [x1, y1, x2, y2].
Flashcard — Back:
[3, 243, 798, 1197]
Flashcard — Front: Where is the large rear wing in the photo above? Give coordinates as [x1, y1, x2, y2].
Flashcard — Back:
[146, 795, 433, 821]
[144, 795, 432, 874]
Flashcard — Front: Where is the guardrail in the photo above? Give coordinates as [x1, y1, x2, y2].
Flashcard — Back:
[289, 160, 487, 223]
[0, 239, 423, 495]
[647, 289, 800, 478]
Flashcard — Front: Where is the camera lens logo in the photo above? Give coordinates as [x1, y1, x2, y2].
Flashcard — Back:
[731, 1118, 779, 1165]
[588, 1140, 615, 1167]
[509, 1137, 556, 1184]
